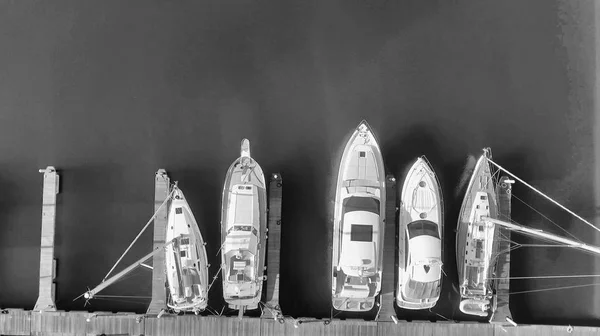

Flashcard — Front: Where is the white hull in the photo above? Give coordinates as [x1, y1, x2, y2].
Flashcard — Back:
[397, 157, 443, 310]
[331, 121, 386, 312]
[165, 187, 209, 313]
[220, 139, 268, 312]
[456, 153, 498, 317]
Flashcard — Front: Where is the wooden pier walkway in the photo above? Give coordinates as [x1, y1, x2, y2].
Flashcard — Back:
[147, 169, 171, 315]
[34, 167, 59, 312]
[490, 176, 514, 324]
[261, 173, 283, 321]
[376, 175, 397, 322]
[1, 309, 597, 336]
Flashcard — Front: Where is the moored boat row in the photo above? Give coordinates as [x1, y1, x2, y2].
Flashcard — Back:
[331, 120, 600, 322]
[79, 119, 600, 323]
[82, 139, 269, 317]
[331, 120, 446, 313]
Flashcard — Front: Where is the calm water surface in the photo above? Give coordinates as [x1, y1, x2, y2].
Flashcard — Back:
[0, 0, 597, 326]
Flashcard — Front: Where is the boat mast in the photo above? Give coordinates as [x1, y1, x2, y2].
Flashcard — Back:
[486, 157, 600, 235]
[83, 238, 177, 300]
[482, 217, 600, 257]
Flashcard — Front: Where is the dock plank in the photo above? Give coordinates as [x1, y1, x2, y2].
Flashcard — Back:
[145, 315, 261, 336]
[148, 169, 171, 315]
[30, 311, 143, 336]
[3, 309, 600, 335]
[262, 173, 283, 320]
[378, 322, 494, 336]
[376, 175, 397, 321]
[34, 167, 59, 312]
[0, 309, 31, 335]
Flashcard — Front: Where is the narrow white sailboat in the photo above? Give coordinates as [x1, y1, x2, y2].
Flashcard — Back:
[456, 149, 498, 317]
[220, 139, 267, 315]
[165, 187, 209, 314]
[81, 184, 209, 315]
[396, 156, 443, 310]
[456, 148, 600, 320]
[331, 120, 386, 312]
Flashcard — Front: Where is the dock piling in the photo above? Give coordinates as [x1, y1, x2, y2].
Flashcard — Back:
[147, 169, 171, 315]
[490, 176, 514, 324]
[34, 166, 59, 312]
[376, 175, 397, 321]
[261, 173, 283, 321]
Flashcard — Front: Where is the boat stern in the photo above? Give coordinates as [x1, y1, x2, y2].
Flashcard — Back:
[396, 296, 438, 310]
[332, 296, 376, 312]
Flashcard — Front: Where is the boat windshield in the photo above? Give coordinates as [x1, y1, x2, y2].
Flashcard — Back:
[407, 220, 439, 239]
[343, 196, 380, 216]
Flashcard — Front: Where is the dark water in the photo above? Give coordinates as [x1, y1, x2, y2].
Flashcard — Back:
[0, 0, 597, 326]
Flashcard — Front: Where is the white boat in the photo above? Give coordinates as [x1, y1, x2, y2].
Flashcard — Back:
[220, 138, 267, 313]
[396, 157, 443, 310]
[456, 149, 498, 317]
[456, 148, 600, 320]
[331, 120, 386, 312]
[81, 183, 210, 315]
[165, 187, 209, 314]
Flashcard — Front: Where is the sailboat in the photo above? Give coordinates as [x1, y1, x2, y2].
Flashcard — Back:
[396, 156, 444, 310]
[456, 149, 498, 317]
[331, 120, 386, 312]
[220, 138, 268, 316]
[81, 184, 209, 315]
[165, 187, 209, 314]
[456, 148, 600, 320]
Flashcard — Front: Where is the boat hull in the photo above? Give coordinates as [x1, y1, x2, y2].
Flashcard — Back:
[396, 157, 443, 310]
[165, 187, 209, 313]
[331, 121, 386, 312]
[455, 152, 499, 317]
[220, 139, 268, 311]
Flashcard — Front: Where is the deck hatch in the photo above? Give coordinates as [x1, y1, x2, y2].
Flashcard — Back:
[350, 224, 373, 242]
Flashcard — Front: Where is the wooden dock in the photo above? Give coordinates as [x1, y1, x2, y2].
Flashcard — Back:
[376, 175, 397, 321]
[147, 169, 171, 315]
[1, 309, 598, 336]
[490, 176, 514, 324]
[34, 167, 59, 313]
[261, 173, 283, 321]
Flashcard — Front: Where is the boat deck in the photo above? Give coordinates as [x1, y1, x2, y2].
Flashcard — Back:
[0, 309, 597, 336]
[147, 169, 171, 315]
[376, 175, 397, 321]
[261, 173, 283, 320]
[34, 167, 59, 312]
[490, 176, 513, 324]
